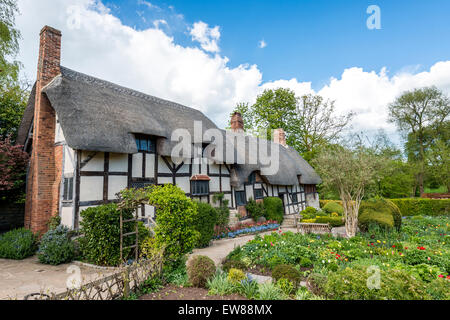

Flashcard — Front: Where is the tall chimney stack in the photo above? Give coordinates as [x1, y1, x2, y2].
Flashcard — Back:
[24, 26, 62, 235]
[230, 112, 244, 133]
[273, 128, 287, 147]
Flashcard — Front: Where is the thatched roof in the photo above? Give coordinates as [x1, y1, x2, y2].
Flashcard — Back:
[17, 66, 321, 186]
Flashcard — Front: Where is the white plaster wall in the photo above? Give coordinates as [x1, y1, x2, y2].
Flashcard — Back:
[80, 176, 103, 201]
[109, 153, 128, 172]
[132, 153, 143, 177]
[64, 146, 75, 175]
[177, 163, 190, 174]
[81, 152, 104, 171]
[108, 176, 127, 200]
[245, 185, 253, 201]
[222, 177, 231, 192]
[55, 116, 66, 144]
[145, 154, 155, 178]
[210, 177, 220, 192]
[158, 177, 173, 185]
[61, 207, 73, 229]
[306, 193, 320, 209]
[158, 156, 172, 173]
[209, 163, 220, 174]
[176, 177, 190, 193]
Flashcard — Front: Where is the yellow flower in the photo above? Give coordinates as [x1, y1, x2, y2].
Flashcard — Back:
[377, 240, 381, 243]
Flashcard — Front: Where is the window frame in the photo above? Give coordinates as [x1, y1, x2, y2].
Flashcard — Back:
[62, 177, 74, 201]
[291, 192, 298, 204]
[235, 190, 247, 206]
[254, 188, 264, 200]
[135, 134, 156, 153]
[191, 180, 210, 196]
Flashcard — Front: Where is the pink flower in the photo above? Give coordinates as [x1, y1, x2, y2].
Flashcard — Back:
[427, 257, 431, 261]
[438, 275, 444, 278]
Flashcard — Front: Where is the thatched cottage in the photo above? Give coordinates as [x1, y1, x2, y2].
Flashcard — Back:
[17, 26, 321, 234]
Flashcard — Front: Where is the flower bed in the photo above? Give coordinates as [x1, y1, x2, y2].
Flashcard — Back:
[214, 221, 280, 239]
[224, 215, 450, 300]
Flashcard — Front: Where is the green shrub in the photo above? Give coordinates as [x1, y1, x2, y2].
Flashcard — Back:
[37, 225, 75, 265]
[315, 216, 345, 227]
[79, 203, 135, 266]
[238, 277, 259, 299]
[299, 257, 313, 268]
[271, 264, 302, 288]
[148, 184, 200, 260]
[0, 228, 37, 260]
[263, 197, 284, 223]
[47, 215, 61, 230]
[222, 259, 247, 273]
[300, 207, 319, 220]
[323, 265, 431, 300]
[213, 193, 230, 231]
[276, 278, 294, 295]
[227, 268, 246, 284]
[187, 255, 216, 288]
[322, 202, 344, 215]
[246, 198, 265, 221]
[358, 199, 401, 231]
[193, 202, 217, 248]
[390, 198, 449, 216]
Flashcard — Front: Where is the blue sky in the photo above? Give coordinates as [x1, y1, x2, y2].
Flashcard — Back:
[102, 0, 450, 90]
[16, 0, 450, 142]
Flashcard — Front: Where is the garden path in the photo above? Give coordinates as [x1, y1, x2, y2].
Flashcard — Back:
[190, 227, 299, 266]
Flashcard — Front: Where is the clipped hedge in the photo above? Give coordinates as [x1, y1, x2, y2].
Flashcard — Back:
[358, 199, 402, 231]
[193, 202, 218, 248]
[390, 198, 449, 217]
[315, 216, 345, 227]
[321, 198, 449, 217]
[263, 197, 284, 223]
[322, 201, 344, 215]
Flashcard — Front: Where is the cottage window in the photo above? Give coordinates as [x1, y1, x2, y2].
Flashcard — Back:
[235, 191, 247, 206]
[248, 172, 256, 184]
[291, 193, 298, 204]
[135, 135, 156, 153]
[63, 177, 73, 201]
[191, 180, 209, 196]
[254, 188, 264, 200]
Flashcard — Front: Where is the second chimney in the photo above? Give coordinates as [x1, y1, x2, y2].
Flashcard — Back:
[230, 112, 244, 133]
[273, 128, 287, 147]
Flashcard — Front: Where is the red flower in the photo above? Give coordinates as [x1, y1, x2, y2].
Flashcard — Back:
[417, 246, 426, 250]
[447, 275, 450, 280]
[392, 245, 396, 248]
[405, 247, 408, 250]
[438, 275, 444, 278]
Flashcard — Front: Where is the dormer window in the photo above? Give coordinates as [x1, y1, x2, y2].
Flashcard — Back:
[135, 134, 156, 153]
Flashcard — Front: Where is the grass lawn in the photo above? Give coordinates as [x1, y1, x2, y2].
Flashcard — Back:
[424, 186, 448, 194]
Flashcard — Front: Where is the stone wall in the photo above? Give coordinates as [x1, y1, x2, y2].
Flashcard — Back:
[0, 202, 25, 234]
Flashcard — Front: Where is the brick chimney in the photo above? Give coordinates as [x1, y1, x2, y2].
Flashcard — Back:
[273, 128, 286, 147]
[24, 26, 63, 235]
[230, 112, 244, 133]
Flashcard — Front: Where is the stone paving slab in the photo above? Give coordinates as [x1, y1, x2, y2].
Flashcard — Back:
[0, 256, 113, 300]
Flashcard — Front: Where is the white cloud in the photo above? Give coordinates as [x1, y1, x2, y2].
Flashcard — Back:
[16, 0, 450, 138]
[153, 19, 167, 28]
[137, 0, 159, 10]
[189, 21, 221, 53]
[258, 39, 267, 49]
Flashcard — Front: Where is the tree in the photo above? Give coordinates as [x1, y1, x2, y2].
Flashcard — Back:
[297, 94, 354, 161]
[313, 145, 383, 237]
[0, 135, 28, 202]
[231, 89, 354, 162]
[388, 87, 450, 194]
[0, 0, 21, 86]
[0, 84, 28, 141]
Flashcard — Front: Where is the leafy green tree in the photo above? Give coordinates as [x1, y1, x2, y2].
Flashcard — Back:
[313, 144, 383, 237]
[0, 84, 28, 141]
[388, 87, 450, 194]
[231, 89, 353, 162]
[0, 0, 21, 86]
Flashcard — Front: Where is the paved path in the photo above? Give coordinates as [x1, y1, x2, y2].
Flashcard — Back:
[0, 256, 113, 300]
[190, 227, 299, 266]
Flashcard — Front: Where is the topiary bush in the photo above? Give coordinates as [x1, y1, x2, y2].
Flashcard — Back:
[271, 264, 302, 288]
[187, 255, 216, 288]
[193, 202, 218, 248]
[315, 216, 345, 227]
[246, 198, 265, 221]
[300, 207, 319, 220]
[263, 197, 284, 223]
[322, 201, 344, 215]
[37, 225, 75, 265]
[358, 199, 402, 232]
[79, 203, 135, 266]
[0, 228, 37, 260]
